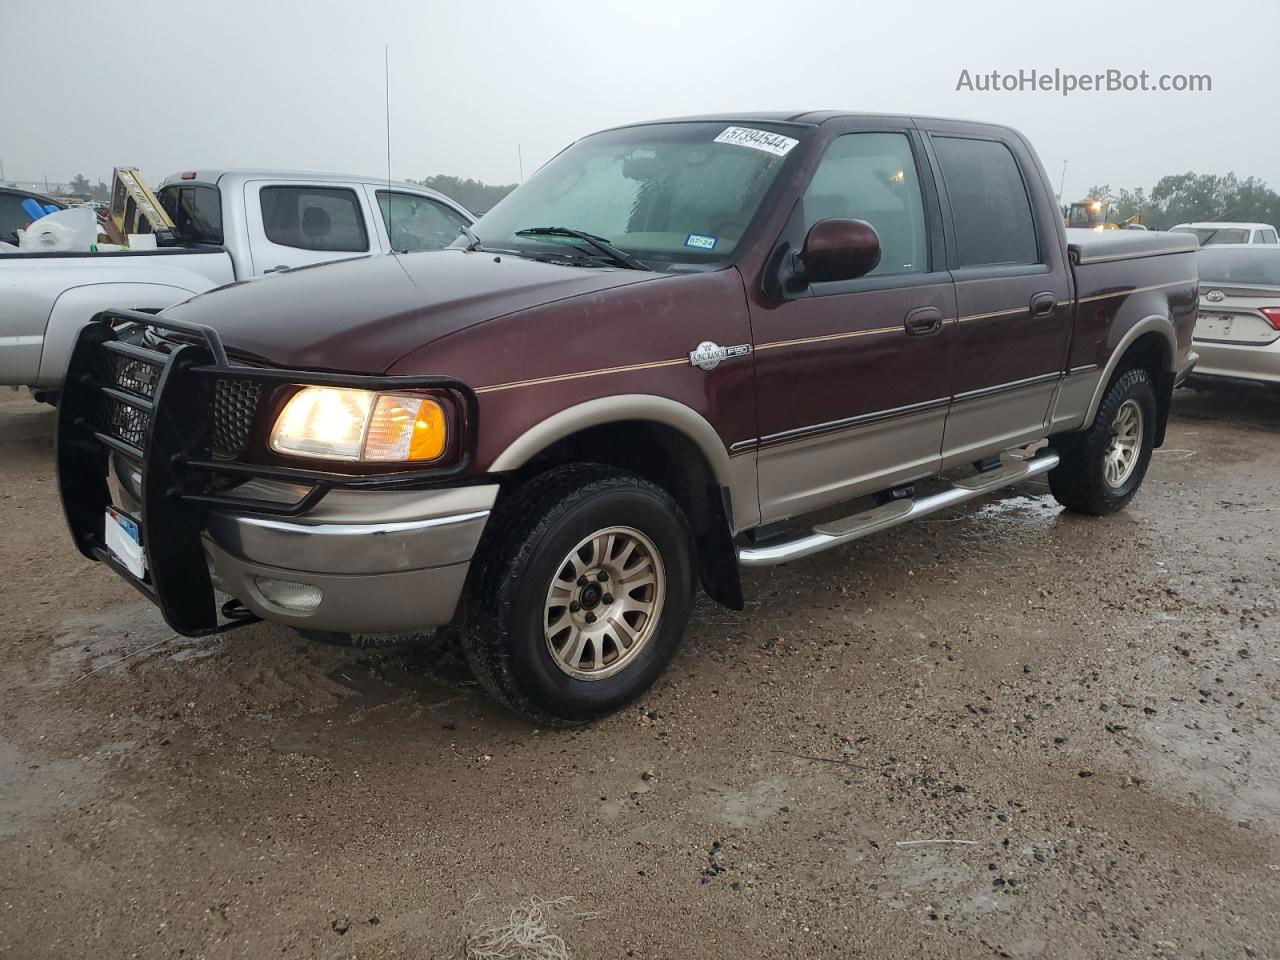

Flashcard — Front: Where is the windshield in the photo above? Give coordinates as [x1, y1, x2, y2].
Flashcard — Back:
[1198, 248, 1280, 286]
[1171, 226, 1249, 245]
[466, 122, 803, 270]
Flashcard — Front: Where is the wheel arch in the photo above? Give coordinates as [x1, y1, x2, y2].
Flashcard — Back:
[1083, 316, 1176, 443]
[488, 396, 746, 610]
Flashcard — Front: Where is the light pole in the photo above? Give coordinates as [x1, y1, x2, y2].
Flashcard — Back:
[1057, 160, 1068, 204]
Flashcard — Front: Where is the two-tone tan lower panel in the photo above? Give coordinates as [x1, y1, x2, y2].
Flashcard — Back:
[939, 376, 1059, 470]
[1048, 366, 1103, 433]
[757, 405, 947, 523]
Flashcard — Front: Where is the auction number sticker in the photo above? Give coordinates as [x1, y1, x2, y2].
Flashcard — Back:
[685, 233, 717, 250]
[713, 126, 799, 157]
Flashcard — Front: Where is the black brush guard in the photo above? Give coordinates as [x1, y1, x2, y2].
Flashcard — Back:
[56, 309, 479, 637]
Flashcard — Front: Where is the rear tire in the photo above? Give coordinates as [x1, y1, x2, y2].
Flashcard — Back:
[1049, 367, 1156, 515]
[461, 464, 696, 724]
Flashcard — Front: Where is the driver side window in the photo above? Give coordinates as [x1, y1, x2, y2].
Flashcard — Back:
[802, 133, 928, 277]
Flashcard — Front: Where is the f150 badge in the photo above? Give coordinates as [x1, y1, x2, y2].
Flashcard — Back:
[689, 340, 752, 371]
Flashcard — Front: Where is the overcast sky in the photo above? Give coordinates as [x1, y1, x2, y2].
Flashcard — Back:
[3, 0, 1275, 200]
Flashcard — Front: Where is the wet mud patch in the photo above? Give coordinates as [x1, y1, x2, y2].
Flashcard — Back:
[265, 652, 472, 757]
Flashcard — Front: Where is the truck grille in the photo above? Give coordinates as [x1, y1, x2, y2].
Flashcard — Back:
[96, 347, 260, 460]
[211, 379, 262, 460]
[98, 352, 161, 450]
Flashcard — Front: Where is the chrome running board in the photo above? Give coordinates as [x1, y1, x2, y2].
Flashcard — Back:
[737, 451, 1060, 567]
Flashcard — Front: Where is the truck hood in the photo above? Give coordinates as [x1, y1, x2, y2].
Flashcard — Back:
[161, 249, 661, 373]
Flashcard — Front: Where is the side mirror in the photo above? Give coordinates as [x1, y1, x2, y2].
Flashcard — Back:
[794, 218, 881, 285]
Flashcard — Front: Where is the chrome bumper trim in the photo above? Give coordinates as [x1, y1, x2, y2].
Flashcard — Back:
[205, 485, 498, 575]
[235, 510, 490, 538]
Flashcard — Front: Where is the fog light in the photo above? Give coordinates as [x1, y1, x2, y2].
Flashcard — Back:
[253, 576, 323, 613]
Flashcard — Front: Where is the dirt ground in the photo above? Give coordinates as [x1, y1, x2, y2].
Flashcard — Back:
[0, 385, 1276, 960]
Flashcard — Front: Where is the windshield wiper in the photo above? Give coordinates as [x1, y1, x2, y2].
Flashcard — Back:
[514, 226, 649, 271]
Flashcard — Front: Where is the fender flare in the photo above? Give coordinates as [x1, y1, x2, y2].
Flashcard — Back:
[488, 393, 737, 490]
[1082, 314, 1176, 429]
[489, 394, 746, 610]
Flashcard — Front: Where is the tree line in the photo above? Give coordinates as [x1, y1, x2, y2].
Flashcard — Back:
[409, 175, 517, 215]
[1084, 173, 1280, 229]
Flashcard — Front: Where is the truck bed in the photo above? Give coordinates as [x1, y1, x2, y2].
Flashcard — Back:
[1066, 228, 1198, 264]
[1062, 228, 1200, 402]
[1, 245, 235, 389]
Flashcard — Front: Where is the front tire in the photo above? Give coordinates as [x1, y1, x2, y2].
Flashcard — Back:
[462, 465, 696, 724]
[1049, 367, 1156, 515]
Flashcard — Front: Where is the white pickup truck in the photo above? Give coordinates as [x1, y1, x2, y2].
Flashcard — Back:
[1, 169, 474, 399]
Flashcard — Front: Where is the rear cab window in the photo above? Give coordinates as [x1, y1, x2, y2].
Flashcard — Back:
[1172, 227, 1250, 245]
[932, 136, 1039, 267]
[1198, 248, 1280, 286]
[158, 184, 223, 244]
[259, 186, 369, 252]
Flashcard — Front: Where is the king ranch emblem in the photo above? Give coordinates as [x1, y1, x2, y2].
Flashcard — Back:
[689, 341, 752, 371]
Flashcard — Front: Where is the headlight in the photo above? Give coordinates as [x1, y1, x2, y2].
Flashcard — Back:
[268, 386, 447, 462]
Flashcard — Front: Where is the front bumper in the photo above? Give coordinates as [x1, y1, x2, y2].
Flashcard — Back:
[200, 483, 495, 632]
[57, 309, 482, 637]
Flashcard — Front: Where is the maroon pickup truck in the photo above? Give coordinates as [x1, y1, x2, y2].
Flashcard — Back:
[57, 112, 1198, 723]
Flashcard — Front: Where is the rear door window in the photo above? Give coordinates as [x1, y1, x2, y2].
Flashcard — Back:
[1257, 229, 1278, 244]
[259, 186, 369, 252]
[932, 137, 1039, 267]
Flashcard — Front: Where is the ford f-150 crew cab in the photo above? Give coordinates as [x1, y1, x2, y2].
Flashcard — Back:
[56, 112, 1199, 723]
[2, 170, 473, 398]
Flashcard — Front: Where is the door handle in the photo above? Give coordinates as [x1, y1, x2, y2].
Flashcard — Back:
[1030, 292, 1057, 318]
[904, 306, 944, 336]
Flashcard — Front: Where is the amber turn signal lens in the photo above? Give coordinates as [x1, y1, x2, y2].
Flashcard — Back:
[363, 394, 447, 462]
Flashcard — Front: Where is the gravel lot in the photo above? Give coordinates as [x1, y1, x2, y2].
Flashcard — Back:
[1, 386, 1277, 960]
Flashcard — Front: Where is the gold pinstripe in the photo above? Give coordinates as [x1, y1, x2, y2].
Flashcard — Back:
[474, 357, 687, 395]
[1074, 277, 1196, 305]
[754, 324, 903, 351]
[468, 278, 1195, 394]
[955, 305, 1026, 324]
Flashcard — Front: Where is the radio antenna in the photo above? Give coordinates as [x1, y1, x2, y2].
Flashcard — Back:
[385, 44, 393, 249]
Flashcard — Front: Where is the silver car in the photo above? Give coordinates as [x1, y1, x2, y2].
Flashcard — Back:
[1190, 246, 1280, 387]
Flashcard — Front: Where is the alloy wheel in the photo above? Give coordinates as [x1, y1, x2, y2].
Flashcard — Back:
[543, 526, 666, 680]
[1104, 398, 1143, 488]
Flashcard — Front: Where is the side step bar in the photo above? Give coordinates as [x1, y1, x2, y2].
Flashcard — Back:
[738, 450, 1060, 568]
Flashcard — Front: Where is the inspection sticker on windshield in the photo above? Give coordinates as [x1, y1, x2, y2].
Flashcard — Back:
[684, 233, 717, 250]
[714, 126, 799, 157]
